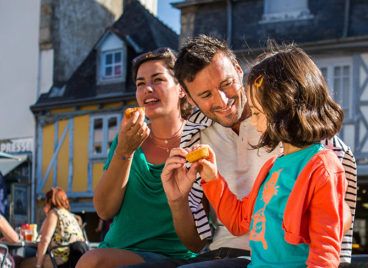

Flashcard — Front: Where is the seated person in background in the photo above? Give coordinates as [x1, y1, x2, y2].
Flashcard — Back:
[0, 213, 18, 267]
[76, 48, 195, 268]
[20, 187, 85, 268]
[0, 213, 19, 243]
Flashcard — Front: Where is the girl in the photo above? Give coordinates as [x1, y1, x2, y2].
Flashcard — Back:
[194, 44, 347, 267]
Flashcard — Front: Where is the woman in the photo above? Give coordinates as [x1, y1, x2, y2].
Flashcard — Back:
[0, 214, 18, 268]
[21, 187, 85, 268]
[76, 48, 194, 268]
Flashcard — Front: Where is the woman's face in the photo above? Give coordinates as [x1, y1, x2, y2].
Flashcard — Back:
[135, 60, 184, 120]
[247, 87, 268, 134]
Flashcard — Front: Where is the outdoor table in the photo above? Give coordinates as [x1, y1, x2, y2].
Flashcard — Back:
[1, 241, 37, 257]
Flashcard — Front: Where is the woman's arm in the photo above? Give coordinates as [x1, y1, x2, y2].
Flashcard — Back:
[168, 195, 209, 252]
[0, 215, 19, 243]
[36, 211, 57, 267]
[94, 111, 149, 220]
[161, 147, 209, 252]
[93, 143, 134, 220]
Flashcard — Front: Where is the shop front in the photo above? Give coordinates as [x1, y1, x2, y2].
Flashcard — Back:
[0, 138, 33, 226]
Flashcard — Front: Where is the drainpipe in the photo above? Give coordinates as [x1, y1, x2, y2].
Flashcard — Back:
[227, 0, 233, 46]
[342, 0, 350, 38]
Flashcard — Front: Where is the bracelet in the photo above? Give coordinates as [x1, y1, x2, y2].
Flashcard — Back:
[121, 155, 132, 161]
[35, 265, 41, 268]
[114, 152, 133, 161]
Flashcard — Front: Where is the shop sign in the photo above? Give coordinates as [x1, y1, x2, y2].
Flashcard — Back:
[0, 138, 33, 153]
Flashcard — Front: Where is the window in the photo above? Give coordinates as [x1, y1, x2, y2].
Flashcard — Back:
[90, 114, 121, 157]
[317, 58, 353, 120]
[262, 0, 312, 22]
[101, 50, 123, 81]
[96, 32, 127, 85]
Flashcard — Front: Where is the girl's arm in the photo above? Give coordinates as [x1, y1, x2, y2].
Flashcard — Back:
[200, 146, 275, 237]
[202, 174, 251, 236]
[36, 210, 58, 267]
[307, 167, 346, 268]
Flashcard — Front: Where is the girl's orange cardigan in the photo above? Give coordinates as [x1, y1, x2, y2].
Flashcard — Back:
[202, 149, 347, 268]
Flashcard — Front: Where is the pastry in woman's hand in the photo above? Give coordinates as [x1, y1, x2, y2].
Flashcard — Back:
[125, 107, 144, 119]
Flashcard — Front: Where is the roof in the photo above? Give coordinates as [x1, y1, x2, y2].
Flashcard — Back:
[174, 0, 368, 51]
[31, 0, 178, 113]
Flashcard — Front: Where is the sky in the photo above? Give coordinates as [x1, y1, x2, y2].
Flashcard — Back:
[157, 1, 181, 34]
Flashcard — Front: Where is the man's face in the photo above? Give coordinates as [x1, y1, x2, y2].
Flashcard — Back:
[184, 53, 245, 128]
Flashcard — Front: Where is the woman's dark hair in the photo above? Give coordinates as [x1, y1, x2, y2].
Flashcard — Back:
[45, 187, 70, 210]
[174, 35, 238, 93]
[132, 47, 193, 119]
[247, 42, 344, 151]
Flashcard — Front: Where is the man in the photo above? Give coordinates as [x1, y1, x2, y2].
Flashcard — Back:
[130, 35, 357, 267]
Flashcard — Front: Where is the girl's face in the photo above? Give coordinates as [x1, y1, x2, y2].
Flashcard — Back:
[246, 86, 267, 134]
[135, 60, 184, 120]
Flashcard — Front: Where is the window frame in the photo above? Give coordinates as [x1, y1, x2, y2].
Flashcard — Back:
[316, 57, 354, 120]
[89, 113, 121, 159]
[261, 0, 313, 23]
[99, 49, 125, 83]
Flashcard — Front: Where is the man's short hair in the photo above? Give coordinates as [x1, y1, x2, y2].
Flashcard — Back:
[174, 35, 237, 93]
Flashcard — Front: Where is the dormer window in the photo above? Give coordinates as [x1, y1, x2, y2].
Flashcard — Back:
[101, 49, 123, 80]
[97, 32, 127, 84]
[261, 0, 313, 23]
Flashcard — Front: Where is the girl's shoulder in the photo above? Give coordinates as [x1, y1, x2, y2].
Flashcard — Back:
[312, 148, 344, 170]
[304, 149, 345, 184]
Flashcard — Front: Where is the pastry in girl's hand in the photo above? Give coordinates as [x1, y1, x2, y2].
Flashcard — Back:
[186, 147, 210, 163]
[125, 107, 144, 119]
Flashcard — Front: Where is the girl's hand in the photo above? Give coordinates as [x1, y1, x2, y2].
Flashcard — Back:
[196, 145, 218, 182]
[116, 109, 150, 157]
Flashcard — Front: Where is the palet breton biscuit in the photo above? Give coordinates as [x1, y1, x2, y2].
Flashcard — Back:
[185, 147, 210, 163]
[125, 107, 144, 119]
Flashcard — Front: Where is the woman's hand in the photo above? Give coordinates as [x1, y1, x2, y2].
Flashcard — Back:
[161, 147, 199, 202]
[116, 109, 150, 157]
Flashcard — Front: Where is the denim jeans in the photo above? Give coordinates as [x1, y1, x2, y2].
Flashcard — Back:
[178, 257, 249, 268]
[124, 247, 250, 268]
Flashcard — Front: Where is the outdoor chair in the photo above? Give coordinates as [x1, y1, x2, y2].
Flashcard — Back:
[0, 243, 15, 268]
[48, 240, 89, 268]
